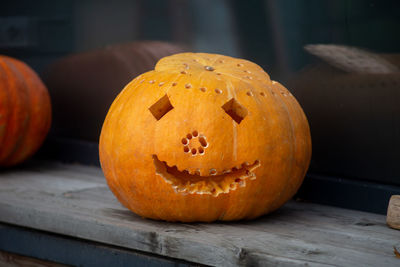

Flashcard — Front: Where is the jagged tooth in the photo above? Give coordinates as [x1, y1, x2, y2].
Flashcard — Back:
[177, 185, 187, 193]
[216, 168, 226, 175]
[223, 169, 231, 174]
[219, 180, 229, 193]
[166, 179, 174, 184]
[229, 183, 237, 190]
[210, 181, 219, 193]
[188, 184, 197, 194]
[249, 173, 256, 180]
[196, 180, 206, 190]
[242, 161, 250, 167]
[162, 159, 173, 168]
[186, 169, 196, 175]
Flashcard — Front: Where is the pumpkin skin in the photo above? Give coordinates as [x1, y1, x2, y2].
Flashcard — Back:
[99, 53, 311, 222]
[0, 56, 51, 167]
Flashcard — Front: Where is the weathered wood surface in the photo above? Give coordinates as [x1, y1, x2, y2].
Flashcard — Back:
[387, 195, 400, 230]
[0, 250, 68, 267]
[0, 161, 399, 267]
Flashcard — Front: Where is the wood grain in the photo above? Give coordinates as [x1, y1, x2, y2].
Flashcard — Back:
[387, 195, 400, 230]
[1, 161, 400, 266]
[0, 250, 67, 267]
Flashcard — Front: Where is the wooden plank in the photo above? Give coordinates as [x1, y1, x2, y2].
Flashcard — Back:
[0, 250, 67, 267]
[0, 161, 400, 266]
[387, 195, 400, 229]
[0, 224, 196, 267]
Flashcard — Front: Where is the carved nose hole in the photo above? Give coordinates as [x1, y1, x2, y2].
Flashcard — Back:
[149, 94, 174, 120]
[221, 98, 248, 124]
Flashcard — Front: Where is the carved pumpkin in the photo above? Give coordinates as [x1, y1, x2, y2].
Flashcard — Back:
[99, 53, 311, 222]
[0, 56, 51, 167]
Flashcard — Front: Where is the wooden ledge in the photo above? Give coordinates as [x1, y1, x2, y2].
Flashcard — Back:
[0, 161, 399, 266]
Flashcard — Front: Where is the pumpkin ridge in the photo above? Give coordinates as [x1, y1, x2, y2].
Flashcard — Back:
[0, 58, 29, 163]
[0, 61, 10, 151]
[257, 81, 297, 214]
[1, 58, 32, 164]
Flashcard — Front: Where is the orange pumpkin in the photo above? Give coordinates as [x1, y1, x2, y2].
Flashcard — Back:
[0, 56, 51, 167]
[99, 53, 311, 222]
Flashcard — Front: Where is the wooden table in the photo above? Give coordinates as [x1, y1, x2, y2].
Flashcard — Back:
[0, 161, 399, 266]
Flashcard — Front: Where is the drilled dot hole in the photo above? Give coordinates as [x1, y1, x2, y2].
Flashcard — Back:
[247, 91, 253, 96]
[172, 82, 177, 86]
[185, 83, 192, 89]
[199, 136, 208, 147]
[184, 146, 190, 153]
[191, 148, 197, 155]
[260, 92, 265, 96]
[192, 130, 198, 137]
[198, 147, 204, 154]
[215, 89, 222, 94]
[187, 133, 193, 139]
[182, 138, 188, 145]
[200, 87, 206, 92]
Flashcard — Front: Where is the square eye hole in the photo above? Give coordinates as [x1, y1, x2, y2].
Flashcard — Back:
[149, 94, 174, 120]
[222, 98, 248, 124]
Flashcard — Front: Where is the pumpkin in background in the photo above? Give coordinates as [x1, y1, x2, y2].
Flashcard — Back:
[0, 56, 51, 167]
[99, 53, 311, 222]
[44, 41, 186, 141]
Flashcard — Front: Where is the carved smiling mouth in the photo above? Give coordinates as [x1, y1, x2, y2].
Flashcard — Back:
[153, 155, 260, 196]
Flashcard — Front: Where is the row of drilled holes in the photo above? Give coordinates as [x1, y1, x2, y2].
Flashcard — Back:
[147, 79, 271, 98]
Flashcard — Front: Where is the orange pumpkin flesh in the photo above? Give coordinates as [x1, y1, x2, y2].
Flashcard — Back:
[99, 53, 311, 222]
[0, 56, 51, 167]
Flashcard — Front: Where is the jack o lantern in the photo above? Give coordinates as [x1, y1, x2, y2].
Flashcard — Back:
[0, 56, 51, 167]
[99, 53, 311, 222]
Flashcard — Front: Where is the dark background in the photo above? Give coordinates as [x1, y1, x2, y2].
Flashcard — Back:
[1, 0, 399, 206]
[2, 1, 399, 77]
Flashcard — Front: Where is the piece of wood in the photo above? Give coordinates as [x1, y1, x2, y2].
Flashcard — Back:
[0, 224, 195, 267]
[1, 161, 400, 266]
[0, 250, 67, 267]
[387, 195, 400, 230]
